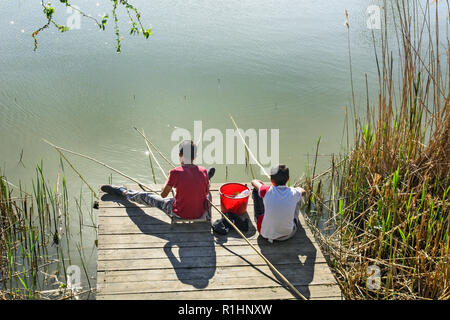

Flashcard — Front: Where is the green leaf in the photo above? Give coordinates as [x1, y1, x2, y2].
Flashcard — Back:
[17, 275, 28, 290]
[143, 28, 152, 39]
[398, 228, 406, 243]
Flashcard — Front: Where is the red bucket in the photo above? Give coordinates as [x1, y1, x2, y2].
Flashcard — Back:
[219, 183, 250, 215]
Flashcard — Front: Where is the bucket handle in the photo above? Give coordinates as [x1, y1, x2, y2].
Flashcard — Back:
[219, 183, 249, 199]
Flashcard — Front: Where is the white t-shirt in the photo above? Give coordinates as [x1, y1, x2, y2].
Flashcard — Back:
[259, 185, 302, 241]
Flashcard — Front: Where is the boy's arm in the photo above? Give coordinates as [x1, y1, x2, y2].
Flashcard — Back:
[251, 179, 264, 191]
[160, 184, 173, 198]
[296, 187, 306, 197]
[161, 170, 175, 198]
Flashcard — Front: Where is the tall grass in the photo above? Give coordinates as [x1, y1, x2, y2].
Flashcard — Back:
[304, 0, 449, 299]
[0, 159, 96, 299]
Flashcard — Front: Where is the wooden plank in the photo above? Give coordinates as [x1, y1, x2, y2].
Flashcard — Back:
[97, 231, 321, 253]
[97, 264, 336, 284]
[97, 253, 328, 272]
[98, 222, 213, 235]
[98, 205, 250, 221]
[96, 230, 320, 251]
[97, 208, 318, 243]
[97, 236, 318, 249]
[97, 243, 320, 261]
[96, 284, 342, 300]
[97, 276, 342, 296]
[97, 233, 260, 245]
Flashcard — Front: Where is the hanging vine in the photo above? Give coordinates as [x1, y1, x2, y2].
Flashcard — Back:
[31, 0, 152, 53]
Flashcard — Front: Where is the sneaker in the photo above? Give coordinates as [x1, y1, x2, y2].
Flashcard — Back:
[207, 167, 216, 180]
[101, 185, 126, 196]
[226, 212, 249, 232]
[212, 219, 229, 235]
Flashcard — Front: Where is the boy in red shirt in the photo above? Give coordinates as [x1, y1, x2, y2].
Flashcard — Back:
[101, 140, 215, 220]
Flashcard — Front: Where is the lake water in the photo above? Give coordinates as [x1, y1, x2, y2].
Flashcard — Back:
[1, 0, 386, 185]
[0, 0, 446, 293]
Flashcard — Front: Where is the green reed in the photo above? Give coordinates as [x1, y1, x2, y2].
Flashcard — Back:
[0, 158, 97, 299]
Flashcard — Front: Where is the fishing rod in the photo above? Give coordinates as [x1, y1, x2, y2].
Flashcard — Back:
[229, 114, 271, 179]
[136, 128, 175, 197]
[134, 127, 176, 168]
[43, 139, 156, 194]
[142, 128, 158, 184]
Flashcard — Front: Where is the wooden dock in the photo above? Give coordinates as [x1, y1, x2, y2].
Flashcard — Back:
[96, 183, 342, 300]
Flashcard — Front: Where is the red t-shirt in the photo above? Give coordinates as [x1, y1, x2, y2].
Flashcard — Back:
[166, 165, 209, 219]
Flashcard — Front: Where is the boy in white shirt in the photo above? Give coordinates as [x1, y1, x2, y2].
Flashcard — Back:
[251, 165, 306, 243]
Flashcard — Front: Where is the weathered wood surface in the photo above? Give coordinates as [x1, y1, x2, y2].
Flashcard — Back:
[96, 183, 342, 300]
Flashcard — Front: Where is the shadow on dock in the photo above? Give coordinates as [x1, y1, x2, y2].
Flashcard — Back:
[257, 220, 316, 300]
[213, 210, 316, 299]
[101, 194, 216, 289]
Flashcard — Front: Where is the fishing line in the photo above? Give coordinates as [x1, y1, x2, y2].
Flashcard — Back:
[229, 114, 270, 179]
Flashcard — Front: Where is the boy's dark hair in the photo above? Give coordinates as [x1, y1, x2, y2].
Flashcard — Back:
[179, 140, 197, 161]
[270, 165, 289, 186]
